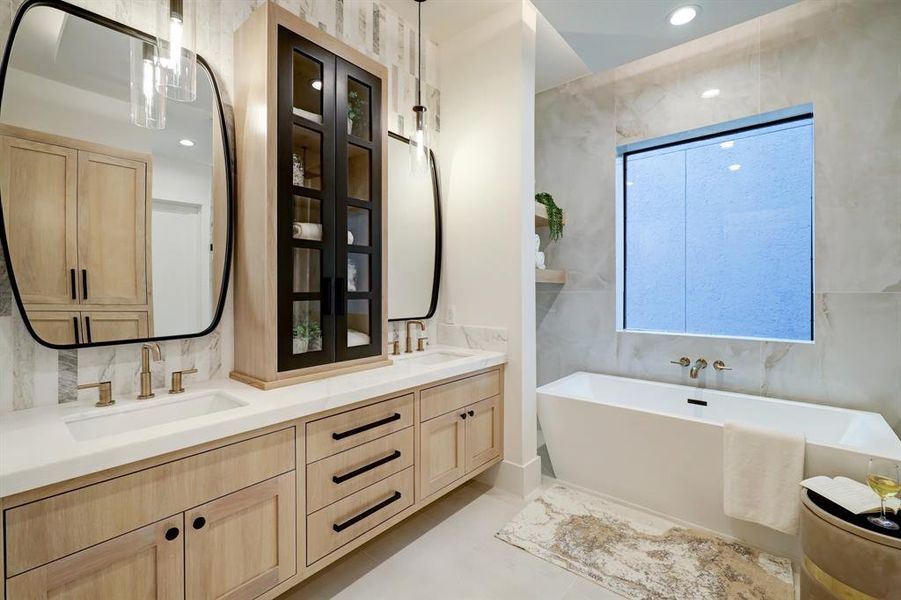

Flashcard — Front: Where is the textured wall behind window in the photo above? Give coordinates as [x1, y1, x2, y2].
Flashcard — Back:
[624, 119, 813, 341]
[0, 0, 440, 411]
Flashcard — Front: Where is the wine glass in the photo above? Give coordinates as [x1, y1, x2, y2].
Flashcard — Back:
[867, 458, 900, 530]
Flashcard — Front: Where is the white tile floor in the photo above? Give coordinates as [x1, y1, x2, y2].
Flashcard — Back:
[279, 479, 624, 600]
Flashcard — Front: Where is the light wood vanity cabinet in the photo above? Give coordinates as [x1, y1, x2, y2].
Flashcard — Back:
[0, 125, 153, 346]
[1, 367, 504, 600]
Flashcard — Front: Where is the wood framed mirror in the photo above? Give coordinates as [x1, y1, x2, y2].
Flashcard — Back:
[0, 0, 234, 349]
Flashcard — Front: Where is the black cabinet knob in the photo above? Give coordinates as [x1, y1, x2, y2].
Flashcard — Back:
[165, 527, 180, 541]
[467, 410, 474, 417]
[193, 516, 206, 530]
[460, 412, 467, 420]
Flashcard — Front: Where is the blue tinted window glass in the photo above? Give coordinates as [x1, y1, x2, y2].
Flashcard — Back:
[623, 116, 813, 341]
[624, 151, 685, 332]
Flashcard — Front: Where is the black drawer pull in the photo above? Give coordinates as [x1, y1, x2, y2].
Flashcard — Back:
[70, 269, 76, 300]
[72, 316, 80, 344]
[332, 491, 402, 533]
[192, 516, 206, 530]
[81, 269, 88, 299]
[84, 316, 92, 344]
[467, 410, 474, 417]
[332, 413, 401, 440]
[165, 527, 180, 541]
[333, 450, 401, 484]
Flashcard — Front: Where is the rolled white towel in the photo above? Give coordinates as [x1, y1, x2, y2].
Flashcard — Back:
[536, 251, 546, 270]
[293, 222, 323, 241]
[348, 230, 355, 245]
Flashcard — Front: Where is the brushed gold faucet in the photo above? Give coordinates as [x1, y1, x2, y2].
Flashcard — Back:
[138, 343, 161, 399]
[405, 320, 425, 353]
[78, 381, 113, 407]
[689, 358, 708, 379]
[169, 368, 198, 394]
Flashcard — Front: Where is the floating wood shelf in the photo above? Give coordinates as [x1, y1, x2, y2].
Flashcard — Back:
[536, 268, 567, 284]
[535, 202, 565, 227]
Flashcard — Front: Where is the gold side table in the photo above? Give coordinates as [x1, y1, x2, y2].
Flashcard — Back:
[800, 490, 900, 599]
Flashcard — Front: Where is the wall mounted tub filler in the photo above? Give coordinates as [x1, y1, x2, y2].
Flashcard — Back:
[689, 357, 707, 379]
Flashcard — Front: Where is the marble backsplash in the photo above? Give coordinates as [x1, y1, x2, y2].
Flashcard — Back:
[535, 0, 901, 432]
[0, 0, 440, 412]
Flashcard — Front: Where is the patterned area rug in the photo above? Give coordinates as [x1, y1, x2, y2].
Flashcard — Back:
[496, 485, 793, 600]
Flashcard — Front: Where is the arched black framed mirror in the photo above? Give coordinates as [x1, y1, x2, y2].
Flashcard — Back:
[0, 0, 234, 349]
[386, 131, 440, 321]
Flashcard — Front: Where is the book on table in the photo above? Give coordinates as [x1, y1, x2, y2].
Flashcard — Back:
[801, 476, 900, 515]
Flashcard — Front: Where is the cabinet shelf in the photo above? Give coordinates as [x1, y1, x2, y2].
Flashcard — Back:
[536, 269, 567, 284]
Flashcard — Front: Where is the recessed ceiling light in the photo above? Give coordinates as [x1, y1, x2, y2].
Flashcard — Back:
[728, 163, 741, 172]
[668, 5, 699, 26]
[311, 79, 323, 91]
[720, 140, 734, 149]
[701, 88, 721, 99]
[179, 138, 195, 147]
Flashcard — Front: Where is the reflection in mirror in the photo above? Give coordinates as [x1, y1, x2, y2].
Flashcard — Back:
[387, 133, 440, 321]
[0, 3, 231, 348]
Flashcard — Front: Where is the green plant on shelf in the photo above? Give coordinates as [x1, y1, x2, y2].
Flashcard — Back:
[293, 319, 321, 342]
[348, 90, 365, 136]
[535, 192, 564, 241]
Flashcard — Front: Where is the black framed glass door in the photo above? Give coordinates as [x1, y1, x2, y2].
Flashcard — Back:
[336, 57, 381, 361]
[277, 27, 337, 371]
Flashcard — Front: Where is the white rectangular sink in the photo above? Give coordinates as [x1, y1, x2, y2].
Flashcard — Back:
[397, 351, 470, 366]
[65, 392, 247, 441]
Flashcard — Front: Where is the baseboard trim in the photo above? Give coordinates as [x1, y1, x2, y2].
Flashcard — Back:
[477, 455, 542, 498]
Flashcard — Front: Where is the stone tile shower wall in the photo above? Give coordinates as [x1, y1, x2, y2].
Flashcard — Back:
[0, 0, 440, 411]
[535, 0, 901, 431]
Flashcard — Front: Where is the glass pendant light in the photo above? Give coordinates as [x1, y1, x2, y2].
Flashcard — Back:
[129, 39, 166, 129]
[157, 0, 197, 102]
[409, 0, 430, 175]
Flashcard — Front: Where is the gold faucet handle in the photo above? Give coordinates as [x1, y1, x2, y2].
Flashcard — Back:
[712, 360, 732, 371]
[78, 381, 114, 407]
[670, 356, 691, 367]
[390, 339, 400, 355]
[169, 368, 198, 395]
[417, 336, 429, 352]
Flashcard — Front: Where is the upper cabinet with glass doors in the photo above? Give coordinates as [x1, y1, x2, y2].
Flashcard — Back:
[233, 3, 388, 389]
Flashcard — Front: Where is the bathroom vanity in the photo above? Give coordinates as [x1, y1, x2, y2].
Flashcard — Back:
[0, 350, 505, 600]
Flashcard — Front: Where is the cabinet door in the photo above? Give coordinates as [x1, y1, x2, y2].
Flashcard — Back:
[27, 311, 81, 345]
[185, 472, 296, 600]
[77, 151, 148, 305]
[0, 135, 78, 304]
[6, 515, 184, 600]
[420, 410, 466, 498]
[335, 58, 382, 362]
[82, 311, 149, 343]
[465, 396, 502, 472]
[276, 29, 337, 372]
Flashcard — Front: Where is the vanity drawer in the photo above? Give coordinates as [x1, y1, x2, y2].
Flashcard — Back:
[306, 393, 414, 463]
[307, 427, 414, 513]
[420, 370, 500, 422]
[4, 427, 295, 577]
[306, 467, 414, 565]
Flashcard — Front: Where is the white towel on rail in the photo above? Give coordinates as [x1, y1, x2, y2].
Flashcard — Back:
[723, 421, 805, 535]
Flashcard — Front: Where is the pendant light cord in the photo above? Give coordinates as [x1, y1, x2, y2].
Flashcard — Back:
[416, 0, 422, 106]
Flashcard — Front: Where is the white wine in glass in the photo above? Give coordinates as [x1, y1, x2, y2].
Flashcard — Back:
[866, 458, 900, 531]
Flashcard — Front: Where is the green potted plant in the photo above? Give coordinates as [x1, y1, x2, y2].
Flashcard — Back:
[348, 90, 365, 136]
[293, 319, 322, 354]
[535, 192, 564, 241]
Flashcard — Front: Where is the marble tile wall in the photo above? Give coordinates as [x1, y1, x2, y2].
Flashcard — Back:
[535, 0, 901, 432]
[0, 0, 440, 412]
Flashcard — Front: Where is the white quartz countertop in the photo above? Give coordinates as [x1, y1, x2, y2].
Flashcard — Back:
[0, 347, 506, 498]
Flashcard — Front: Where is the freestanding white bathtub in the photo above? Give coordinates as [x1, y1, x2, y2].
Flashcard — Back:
[537, 372, 901, 558]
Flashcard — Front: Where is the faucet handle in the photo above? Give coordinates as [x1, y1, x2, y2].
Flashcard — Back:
[670, 356, 691, 367]
[169, 368, 198, 394]
[417, 336, 429, 352]
[78, 381, 114, 407]
[712, 360, 732, 371]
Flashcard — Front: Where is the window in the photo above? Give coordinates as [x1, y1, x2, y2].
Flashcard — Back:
[617, 107, 814, 342]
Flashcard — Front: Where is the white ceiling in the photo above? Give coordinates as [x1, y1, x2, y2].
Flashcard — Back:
[533, 0, 797, 74]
